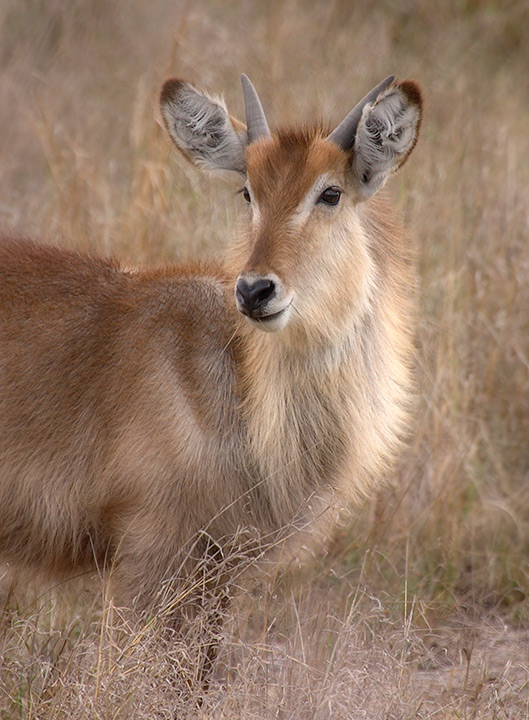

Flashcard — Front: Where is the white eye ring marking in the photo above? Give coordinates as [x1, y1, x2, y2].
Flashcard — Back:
[288, 172, 343, 228]
[242, 179, 260, 224]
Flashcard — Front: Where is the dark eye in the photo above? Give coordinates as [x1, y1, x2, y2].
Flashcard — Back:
[242, 187, 251, 203]
[317, 186, 342, 206]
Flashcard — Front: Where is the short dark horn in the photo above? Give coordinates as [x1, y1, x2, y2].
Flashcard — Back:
[327, 75, 395, 152]
[241, 74, 271, 144]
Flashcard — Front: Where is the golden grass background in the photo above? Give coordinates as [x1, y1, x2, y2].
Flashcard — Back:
[1, 1, 528, 717]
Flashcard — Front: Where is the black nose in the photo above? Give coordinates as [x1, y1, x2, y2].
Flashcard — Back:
[235, 277, 276, 316]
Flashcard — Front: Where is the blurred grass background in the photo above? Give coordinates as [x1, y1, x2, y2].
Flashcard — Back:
[1, 0, 528, 717]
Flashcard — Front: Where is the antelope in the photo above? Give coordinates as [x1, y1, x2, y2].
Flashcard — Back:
[0, 74, 422, 628]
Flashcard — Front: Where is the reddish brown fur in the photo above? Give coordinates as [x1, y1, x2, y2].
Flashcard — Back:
[0, 79, 421, 628]
[241, 130, 347, 274]
[0, 238, 245, 606]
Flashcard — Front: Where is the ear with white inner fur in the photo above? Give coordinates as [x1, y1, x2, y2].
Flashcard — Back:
[160, 79, 247, 175]
[352, 81, 422, 199]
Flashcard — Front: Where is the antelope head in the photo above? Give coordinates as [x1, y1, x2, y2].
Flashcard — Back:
[160, 74, 422, 337]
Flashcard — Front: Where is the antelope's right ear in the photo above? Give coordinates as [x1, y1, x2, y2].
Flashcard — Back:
[160, 79, 247, 176]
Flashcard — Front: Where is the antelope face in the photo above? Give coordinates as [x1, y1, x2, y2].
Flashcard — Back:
[159, 74, 422, 335]
[234, 133, 351, 334]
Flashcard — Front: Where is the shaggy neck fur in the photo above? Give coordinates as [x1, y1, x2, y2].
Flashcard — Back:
[228, 197, 413, 539]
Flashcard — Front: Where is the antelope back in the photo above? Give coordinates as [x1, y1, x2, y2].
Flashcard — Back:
[0, 237, 242, 580]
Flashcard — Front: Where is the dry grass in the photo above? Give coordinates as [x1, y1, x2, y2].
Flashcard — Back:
[1, 0, 529, 717]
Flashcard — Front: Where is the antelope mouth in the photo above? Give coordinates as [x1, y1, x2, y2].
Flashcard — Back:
[246, 301, 293, 333]
[257, 305, 289, 322]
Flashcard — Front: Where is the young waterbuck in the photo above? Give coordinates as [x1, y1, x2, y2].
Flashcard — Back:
[0, 74, 422, 628]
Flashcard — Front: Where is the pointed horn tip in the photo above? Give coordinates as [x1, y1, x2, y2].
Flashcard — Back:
[240, 73, 260, 98]
[241, 73, 271, 143]
[326, 74, 398, 151]
[241, 74, 255, 93]
[376, 75, 396, 96]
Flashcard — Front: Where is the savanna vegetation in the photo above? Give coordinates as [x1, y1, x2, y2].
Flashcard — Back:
[1, 1, 528, 717]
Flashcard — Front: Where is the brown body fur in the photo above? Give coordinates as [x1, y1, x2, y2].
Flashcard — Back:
[0, 78, 420, 621]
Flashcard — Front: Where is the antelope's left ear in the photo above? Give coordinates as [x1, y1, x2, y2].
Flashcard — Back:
[352, 81, 422, 199]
